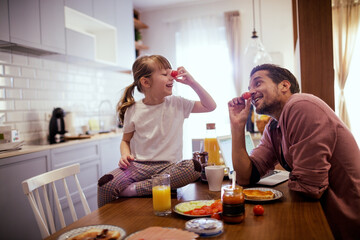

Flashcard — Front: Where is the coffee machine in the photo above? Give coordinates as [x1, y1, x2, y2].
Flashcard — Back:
[48, 108, 66, 144]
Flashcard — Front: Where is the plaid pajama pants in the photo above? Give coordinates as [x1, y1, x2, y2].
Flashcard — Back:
[97, 159, 200, 207]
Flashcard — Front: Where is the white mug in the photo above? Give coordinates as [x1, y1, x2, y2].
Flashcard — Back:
[205, 165, 229, 191]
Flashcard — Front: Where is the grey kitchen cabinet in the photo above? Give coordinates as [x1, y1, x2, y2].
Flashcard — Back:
[65, 0, 93, 16]
[115, 0, 136, 70]
[50, 141, 101, 230]
[99, 135, 122, 174]
[8, 0, 66, 53]
[0, 0, 9, 41]
[0, 150, 51, 240]
[93, 0, 116, 26]
[40, 0, 66, 53]
[8, 0, 41, 49]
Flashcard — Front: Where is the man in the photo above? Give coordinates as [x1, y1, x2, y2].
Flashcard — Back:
[228, 64, 360, 239]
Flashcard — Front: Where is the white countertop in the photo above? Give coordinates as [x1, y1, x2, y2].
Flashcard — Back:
[0, 132, 123, 159]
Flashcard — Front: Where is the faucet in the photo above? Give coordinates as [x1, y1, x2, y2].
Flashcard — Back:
[98, 100, 113, 132]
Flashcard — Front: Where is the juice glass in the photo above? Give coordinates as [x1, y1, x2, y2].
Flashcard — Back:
[152, 174, 171, 216]
[204, 137, 220, 165]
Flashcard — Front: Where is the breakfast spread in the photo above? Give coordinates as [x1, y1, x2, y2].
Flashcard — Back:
[243, 189, 275, 200]
[68, 228, 121, 240]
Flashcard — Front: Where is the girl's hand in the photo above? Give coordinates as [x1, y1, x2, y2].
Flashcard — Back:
[228, 97, 252, 128]
[173, 67, 195, 86]
[118, 154, 135, 169]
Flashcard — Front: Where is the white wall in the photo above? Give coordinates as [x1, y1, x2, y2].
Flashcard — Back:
[138, 0, 295, 89]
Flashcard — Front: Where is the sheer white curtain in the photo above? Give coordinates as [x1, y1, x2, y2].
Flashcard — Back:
[174, 15, 236, 159]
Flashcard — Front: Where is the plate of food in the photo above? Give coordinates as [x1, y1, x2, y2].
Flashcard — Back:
[174, 199, 222, 217]
[57, 225, 126, 240]
[125, 227, 199, 240]
[243, 187, 283, 202]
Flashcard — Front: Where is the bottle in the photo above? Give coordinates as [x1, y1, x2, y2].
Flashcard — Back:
[222, 185, 245, 224]
[204, 123, 220, 165]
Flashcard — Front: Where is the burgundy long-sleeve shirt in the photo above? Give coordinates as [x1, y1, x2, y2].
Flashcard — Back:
[250, 93, 360, 239]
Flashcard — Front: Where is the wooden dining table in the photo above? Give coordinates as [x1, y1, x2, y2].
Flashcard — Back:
[45, 179, 334, 239]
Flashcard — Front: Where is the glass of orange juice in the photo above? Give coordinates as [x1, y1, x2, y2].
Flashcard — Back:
[152, 174, 171, 216]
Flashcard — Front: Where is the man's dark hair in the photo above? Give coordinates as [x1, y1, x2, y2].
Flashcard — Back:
[250, 64, 300, 94]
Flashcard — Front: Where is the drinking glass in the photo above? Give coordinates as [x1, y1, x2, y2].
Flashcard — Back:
[152, 174, 171, 216]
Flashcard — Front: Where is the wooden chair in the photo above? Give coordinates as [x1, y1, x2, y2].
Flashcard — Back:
[22, 163, 91, 238]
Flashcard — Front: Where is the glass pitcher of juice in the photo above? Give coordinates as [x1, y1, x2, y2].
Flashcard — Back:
[204, 123, 220, 165]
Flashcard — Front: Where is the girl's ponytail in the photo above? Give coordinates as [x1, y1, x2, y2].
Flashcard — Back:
[117, 83, 136, 124]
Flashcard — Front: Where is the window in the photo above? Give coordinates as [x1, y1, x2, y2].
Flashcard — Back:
[335, 23, 360, 145]
[174, 15, 236, 158]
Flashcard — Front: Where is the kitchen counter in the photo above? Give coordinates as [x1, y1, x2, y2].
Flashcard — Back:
[0, 131, 123, 159]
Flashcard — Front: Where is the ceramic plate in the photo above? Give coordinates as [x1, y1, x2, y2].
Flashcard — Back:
[243, 187, 283, 202]
[57, 225, 126, 240]
[173, 200, 219, 217]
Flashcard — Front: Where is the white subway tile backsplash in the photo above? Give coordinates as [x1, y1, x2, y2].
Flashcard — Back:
[5, 88, 22, 99]
[4, 65, 21, 76]
[29, 79, 43, 89]
[42, 59, 59, 70]
[30, 100, 48, 110]
[12, 54, 28, 66]
[6, 111, 24, 122]
[0, 89, 5, 99]
[0, 77, 12, 87]
[21, 67, 36, 78]
[43, 80, 58, 90]
[0, 52, 11, 63]
[28, 57, 42, 68]
[15, 100, 30, 110]
[24, 111, 43, 121]
[36, 69, 50, 79]
[13, 77, 29, 88]
[22, 89, 37, 99]
[0, 100, 14, 111]
[2, 52, 130, 144]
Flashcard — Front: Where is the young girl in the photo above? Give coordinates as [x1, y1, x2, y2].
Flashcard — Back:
[97, 55, 216, 207]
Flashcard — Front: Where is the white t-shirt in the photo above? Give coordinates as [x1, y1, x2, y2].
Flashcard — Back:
[123, 95, 195, 162]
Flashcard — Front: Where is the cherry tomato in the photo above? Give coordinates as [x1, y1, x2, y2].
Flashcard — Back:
[253, 205, 264, 216]
[242, 92, 252, 100]
[171, 70, 178, 78]
[211, 212, 221, 220]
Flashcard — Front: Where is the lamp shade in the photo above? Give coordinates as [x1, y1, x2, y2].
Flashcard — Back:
[244, 31, 272, 78]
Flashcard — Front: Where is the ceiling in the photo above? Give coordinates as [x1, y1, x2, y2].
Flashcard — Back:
[133, 0, 218, 12]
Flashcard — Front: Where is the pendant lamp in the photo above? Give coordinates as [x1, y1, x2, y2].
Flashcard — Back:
[244, 0, 272, 77]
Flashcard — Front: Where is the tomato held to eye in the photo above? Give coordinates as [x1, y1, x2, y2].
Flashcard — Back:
[242, 92, 252, 100]
[171, 70, 178, 78]
[253, 205, 264, 216]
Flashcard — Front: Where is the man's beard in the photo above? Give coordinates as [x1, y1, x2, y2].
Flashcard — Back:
[255, 100, 281, 116]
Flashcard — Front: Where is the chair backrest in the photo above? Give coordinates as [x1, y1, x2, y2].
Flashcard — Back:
[22, 163, 91, 238]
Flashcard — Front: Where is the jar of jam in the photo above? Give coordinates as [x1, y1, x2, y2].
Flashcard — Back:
[222, 185, 245, 224]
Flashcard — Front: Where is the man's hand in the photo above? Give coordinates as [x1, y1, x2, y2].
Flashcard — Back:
[228, 97, 252, 128]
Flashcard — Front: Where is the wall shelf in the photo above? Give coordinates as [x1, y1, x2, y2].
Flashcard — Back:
[134, 18, 148, 30]
[135, 41, 149, 50]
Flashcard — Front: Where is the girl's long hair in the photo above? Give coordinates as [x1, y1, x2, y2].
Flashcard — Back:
[117, 55, 172, 124]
